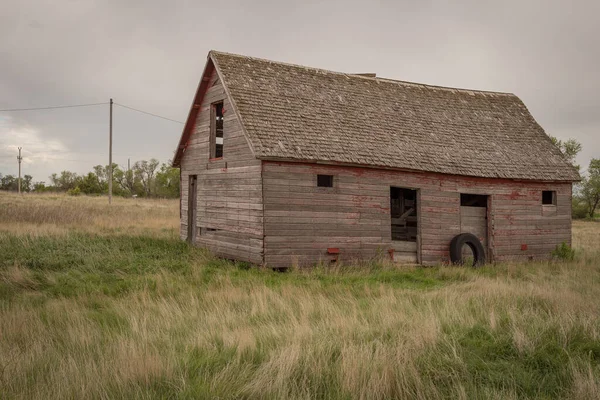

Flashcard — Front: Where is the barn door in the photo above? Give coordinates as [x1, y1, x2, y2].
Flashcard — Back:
[187, 175, 198, 242]
[459, 194, 488, 264]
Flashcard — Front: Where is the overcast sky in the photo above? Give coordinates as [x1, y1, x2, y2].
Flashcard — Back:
[1, 0, 598, 181]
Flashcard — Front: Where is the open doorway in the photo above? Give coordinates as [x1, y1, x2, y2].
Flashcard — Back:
[390, 187, 418, 262]
[187, 175, 198, 242]
[391, 187, 418, 241]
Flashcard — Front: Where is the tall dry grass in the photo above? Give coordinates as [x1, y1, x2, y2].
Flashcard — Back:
[0, 193, 599, 399]
[0, 191, 178, 237]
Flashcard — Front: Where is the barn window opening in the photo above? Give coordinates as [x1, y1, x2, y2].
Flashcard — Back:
[460, 193, 487, 207]
[210, 102, 224, 159]
[542, 190, 556, 205]
[317, 174, 334, 187]
[390, 187, 418, 242]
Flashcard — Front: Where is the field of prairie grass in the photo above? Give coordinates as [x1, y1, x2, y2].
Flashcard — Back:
[1, 191, 599, 399]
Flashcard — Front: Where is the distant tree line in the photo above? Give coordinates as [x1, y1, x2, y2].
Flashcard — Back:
[0, 159, 180, 198]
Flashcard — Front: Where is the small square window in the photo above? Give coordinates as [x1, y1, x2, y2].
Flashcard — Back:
[542, 190, 556, 205]
[317, 174, 333, 187]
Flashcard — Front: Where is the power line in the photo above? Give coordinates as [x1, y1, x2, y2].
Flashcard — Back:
[0, 151, 129, 160]
[1, 156, 93, 163]
[114, 102, 184, 124]
[1, 99, 182, 183]
[0, 101, 183, 124]
[39, 157, 94, 162]
[0, 102, 108, 112]
[46, 159, 92, 163]
[0, 153, 107, 162]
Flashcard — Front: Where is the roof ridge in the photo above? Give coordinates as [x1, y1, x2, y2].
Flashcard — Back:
[209, 50, 515, 97]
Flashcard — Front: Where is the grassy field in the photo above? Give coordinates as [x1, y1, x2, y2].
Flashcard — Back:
[1, 192, 599, 399]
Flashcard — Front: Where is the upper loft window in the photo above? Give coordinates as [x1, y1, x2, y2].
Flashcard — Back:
[542, 190, 556, 205]
[317, 174, 334, 187]
[210, 102, 224, 159]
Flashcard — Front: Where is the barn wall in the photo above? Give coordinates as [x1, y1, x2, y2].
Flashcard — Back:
[180, 69, 263, 264]
[262, 161, 572, 267]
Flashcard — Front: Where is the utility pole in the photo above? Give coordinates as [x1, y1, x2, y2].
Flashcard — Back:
[109, 98, 113, 204]
[17, 147, 22, 194]
[127, 158, 131, 195]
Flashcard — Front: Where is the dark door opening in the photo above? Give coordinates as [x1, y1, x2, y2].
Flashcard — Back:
[390, 187, 418, 242]
[187, 175, 198, 242]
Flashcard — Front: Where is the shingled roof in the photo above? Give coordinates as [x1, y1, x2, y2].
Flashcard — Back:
[174, 51, 580, 181]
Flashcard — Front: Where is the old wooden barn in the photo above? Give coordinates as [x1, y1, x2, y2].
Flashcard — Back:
[172, 51, 580, 268]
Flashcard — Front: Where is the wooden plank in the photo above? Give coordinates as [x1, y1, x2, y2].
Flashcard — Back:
[393, 252, 418, 263]
[460, 206, 486, 217]
[390, 241, 417, 252]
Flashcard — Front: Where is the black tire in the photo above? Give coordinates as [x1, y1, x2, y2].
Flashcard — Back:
[449, 233, 486, 267]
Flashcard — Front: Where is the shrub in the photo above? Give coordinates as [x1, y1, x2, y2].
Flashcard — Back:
[551, 242, 575, 261]
[67, 187, 81, 196]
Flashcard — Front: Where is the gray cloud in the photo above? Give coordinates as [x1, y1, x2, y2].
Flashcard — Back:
[1, 0, 598, 181]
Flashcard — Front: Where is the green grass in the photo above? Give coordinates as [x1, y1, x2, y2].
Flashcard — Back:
[0, 233, 471, 301]
[1, 224, 600, 398]
[417, 323, 600, 399]
[0, 234, 197, 298]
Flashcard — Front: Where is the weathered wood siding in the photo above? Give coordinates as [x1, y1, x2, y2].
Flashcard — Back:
[460, 207, 487, 243]
[460, 206, 488, 261]
[262, 161, 572, 267]
[180, 69, 263, 264]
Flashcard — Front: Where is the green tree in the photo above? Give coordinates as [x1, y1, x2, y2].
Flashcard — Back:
[548, 135, 582, 171]
[0, 174, 17, 191]
[113, 167, 134, 196]
[155, 162, 180, 198]
[50, 171, 80, 191]
[133, 159, 159, 197]
[0, 174, 32, 192]
[548, 135, 589, 219]
[93, 165, 107, 185]
[22, 175, 33, 192]
[3, 158, 179, 197]
[33, 182, 47, 192]
[580, 158, 600, 219]
[78, 172, 106, 195]
[108, 164, 128, 197]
